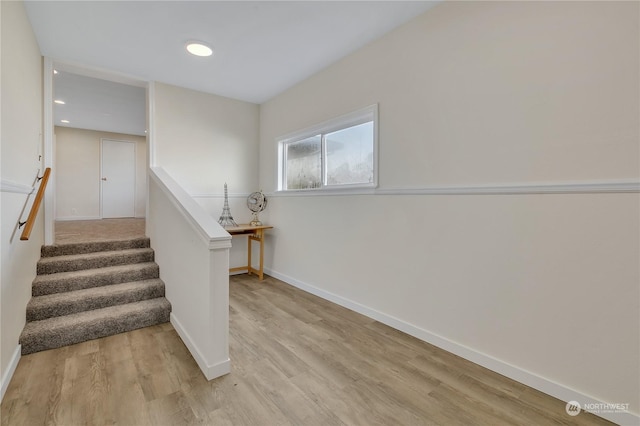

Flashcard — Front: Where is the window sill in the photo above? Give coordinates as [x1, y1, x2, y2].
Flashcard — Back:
[271, 186, 377, 197]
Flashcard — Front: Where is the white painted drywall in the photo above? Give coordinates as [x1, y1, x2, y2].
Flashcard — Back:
[55, 127, 147, 220]
[152, 82, 259, 195]
[259, 0, 639, 419]
[151, 82, 260, 268]
[0, 0, 44, 399]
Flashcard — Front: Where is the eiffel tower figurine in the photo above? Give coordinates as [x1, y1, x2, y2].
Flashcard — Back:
[218, 183, 237, 227]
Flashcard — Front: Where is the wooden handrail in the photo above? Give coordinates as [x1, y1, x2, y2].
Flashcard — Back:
[20, 168, 51, 241]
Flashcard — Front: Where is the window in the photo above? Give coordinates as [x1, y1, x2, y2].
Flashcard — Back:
[278, 104, 378, 191]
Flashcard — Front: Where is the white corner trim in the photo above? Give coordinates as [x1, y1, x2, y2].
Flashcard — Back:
[1, 180, 34, 194]
[170, 314, 230, 381]
[148, 81, 156, 167]
[264, 268, 639, 425]
[375, 180, 640, 195]
[1, 345, 21, 402]
[191, 193, 251, 199]
[44, 57, 56, 246]
[267, 180, 639, 197]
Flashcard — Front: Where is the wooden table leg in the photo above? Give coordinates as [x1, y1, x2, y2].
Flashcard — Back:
[258, 229, 265, 280]
[247, 233, 253, 277]
[227, 226, 272, 279]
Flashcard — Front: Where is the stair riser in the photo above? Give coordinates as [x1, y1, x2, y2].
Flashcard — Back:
[41, 238, 150, 257]
[37, 250, 154, 275]
[27, 282, 165, 321]
[25, 237, 172, 356]
[32, 264, 160, 296]
[21, 303, 170, 355]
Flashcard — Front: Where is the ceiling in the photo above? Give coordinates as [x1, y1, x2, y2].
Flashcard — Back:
[54, 71, 146, 136]
[25, 1, 438, 135]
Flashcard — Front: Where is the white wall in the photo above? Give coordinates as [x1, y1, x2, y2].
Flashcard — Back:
[55, 126, 147, 220]
[259, 1, 639, 421]
[151, 82, 260, 268]
[0, 0, 43, 399]
[152, 82, 259, 195]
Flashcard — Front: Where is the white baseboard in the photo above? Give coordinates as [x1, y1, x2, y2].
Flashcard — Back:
[170, 313, 230, 381]
[55, 216, 101, 221]
[264, 268, 639, 425]
[1, 345, 21, 402]
[229, 269, 247, 276]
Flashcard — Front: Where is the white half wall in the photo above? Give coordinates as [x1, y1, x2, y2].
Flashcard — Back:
[55, 127, 147, 220]
[0, 0, 44, 401]
[147, 167, 232, 380]
[258, 1, 639, 422]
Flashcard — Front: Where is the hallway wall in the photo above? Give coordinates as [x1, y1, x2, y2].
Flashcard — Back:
[258, 1, 639, 419]
[55, 127, 147, 220]
[150, 82, 260, 269]
[0, 0, 44, 399]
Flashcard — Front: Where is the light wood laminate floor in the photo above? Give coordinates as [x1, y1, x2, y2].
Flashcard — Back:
[2, 273, 612, 425]
[55, 218, 146, 244]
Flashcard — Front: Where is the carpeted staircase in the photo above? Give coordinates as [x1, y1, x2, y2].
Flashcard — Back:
[19, 237, 171, 355]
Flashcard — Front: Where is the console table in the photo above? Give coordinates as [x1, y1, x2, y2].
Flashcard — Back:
[226, 224, 273, 280]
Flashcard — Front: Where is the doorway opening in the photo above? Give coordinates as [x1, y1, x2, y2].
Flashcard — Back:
[48, 63, 147, 244]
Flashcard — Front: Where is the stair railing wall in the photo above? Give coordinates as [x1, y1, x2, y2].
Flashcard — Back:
[19, 168, 51, 241]
[147, 166, 232, 380]
[1, 168, 51, 242]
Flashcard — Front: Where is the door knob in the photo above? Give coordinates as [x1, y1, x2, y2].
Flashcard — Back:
[101, 177, 107, 181]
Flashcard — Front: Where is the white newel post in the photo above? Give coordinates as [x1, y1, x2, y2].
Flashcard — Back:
[204, 241, 231, 379]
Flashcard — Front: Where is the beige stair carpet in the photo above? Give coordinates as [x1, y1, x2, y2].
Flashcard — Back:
[20, 237, 171, 355]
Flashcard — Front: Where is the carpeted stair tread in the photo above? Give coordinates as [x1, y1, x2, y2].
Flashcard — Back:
[26, 279, 166, 321]
[20, 298, 171, 355]
[24, 237, 172, 355]
[32, 262, 159, 296]
[37, 248, 155, 275]
[41, 237, 150, 258]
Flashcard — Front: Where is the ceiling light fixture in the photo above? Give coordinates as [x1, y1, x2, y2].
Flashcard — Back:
[186, 41, 213, 57]
[53, 69, 58, 74]
[60, 119, 70, 123]
[54, 100, 65, 105]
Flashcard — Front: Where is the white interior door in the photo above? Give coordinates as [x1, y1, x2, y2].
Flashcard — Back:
[101, 139, 135, 218]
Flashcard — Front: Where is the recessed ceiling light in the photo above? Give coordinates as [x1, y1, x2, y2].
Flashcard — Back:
[60, 120, 70, 124]
[53, 69, 58, 74]
[186, 41, 213, 57]
[54, 100, 65, 105]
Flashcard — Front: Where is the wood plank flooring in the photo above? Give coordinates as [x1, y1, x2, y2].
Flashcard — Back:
[1, 274, 612, 425]
[55, 219, 145, 244]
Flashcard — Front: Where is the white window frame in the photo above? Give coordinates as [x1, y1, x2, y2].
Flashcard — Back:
[277, 104, 378, 193]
